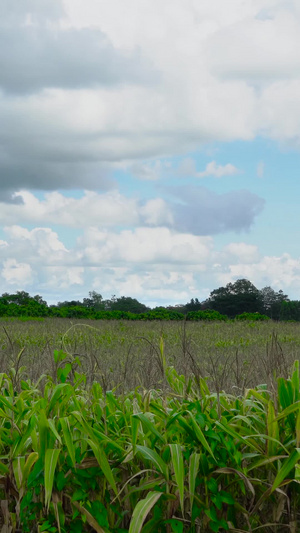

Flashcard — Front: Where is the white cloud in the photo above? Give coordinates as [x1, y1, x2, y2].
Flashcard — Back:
[43, 266, 84, 289]
[177, 158, 240, 178]
[0, 190, 171, 228]
[1, 222, 300, 304]
[129, 161, 162, 181]
[140, 198, 173, 226]
[1, 259, 34, 286]
[215, 253, 300, 295]
[78, 227, 213, 265]
[206, 8, 300, 83]
[197, 161, 240, 178]
[3, 0, 299, 194]
[259, 80, 300, 146]
[223, 242, 260, 263]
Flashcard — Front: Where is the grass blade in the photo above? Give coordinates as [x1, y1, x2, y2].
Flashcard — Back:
[60, 416, 76, 467]
[45, 448, 60, 509]
[71, 500, 107, 533]
[189, 452, 200, 511]
[271, 448, 300, 492]
[87, 438, 118, 497]
[136, 445, 169, 479]
[169, 443, 185, 515]
[129, 491, 163, 533]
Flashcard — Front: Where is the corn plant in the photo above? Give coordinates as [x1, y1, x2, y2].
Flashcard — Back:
[1, 352, 300, 531]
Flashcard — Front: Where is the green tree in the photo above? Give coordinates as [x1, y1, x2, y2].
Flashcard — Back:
[280, 300, 300, 321]
[108, 296, 150, 314]
[259, 286, 288, 320]
[206, 279, 261, 317]
[185, 298, 202, 312]
[83, 291, 105, 310]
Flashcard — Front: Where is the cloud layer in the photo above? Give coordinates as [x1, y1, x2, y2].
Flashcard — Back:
[0, 189, 263, 235]
[0, 0, 300, 195]
[1, 222, 300, 305]
[0, 0, 299, 304]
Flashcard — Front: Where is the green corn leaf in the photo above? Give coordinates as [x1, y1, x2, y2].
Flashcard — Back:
[48, 419, 62, 445]
[87, 438, 118, 496]
[0, 461, 9, 475]
[247, 455, 287, 472]
[45, 448, 60, 509]
[292, 360, 300, 402]
[47, 383, 72, 415]
[12, 429, 33, 459]
[245, 388, 268, 406]
[267, 400, 279, 456]
[215, 467, 255, 498]
[215, 420, 263, 453]
[71, 500, 107, 533]
[12, 456, 25, 489]
[136, 445, 169, 479]
[278, 378, 294, 410]
[60, 416, 76, 466]
[275, 401, 300, 421]
[22, 452, 39, 485]
[71, 411, 110, 445]
[131, 414, 140, 454]
[271, 448, 300, 492]
[188, 412, 215, 459]
[129, 491, 163, 533]
[189, 452, 200, 511]
[38, 409, 49, 460]
[132, 413, 165, 443]
[127, 476, 165, 496]
[169, 444, 185, 515]
[296, 410, 300, 447]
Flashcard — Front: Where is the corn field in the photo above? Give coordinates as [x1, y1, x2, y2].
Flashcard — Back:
[1, 334, 300, 531]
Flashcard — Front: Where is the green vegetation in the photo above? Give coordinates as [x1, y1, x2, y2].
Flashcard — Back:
[1, 314, 300, 529]
[1, 341, 300, 531]
[0, 279, 298, 321]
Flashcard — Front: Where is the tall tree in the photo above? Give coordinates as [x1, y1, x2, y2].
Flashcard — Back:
[259, 286, 288, 319]
[83, 291, 104, 310]
[207, 279, 261, 317]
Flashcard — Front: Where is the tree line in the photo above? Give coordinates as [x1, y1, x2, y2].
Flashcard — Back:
[0, 280, 299, 320]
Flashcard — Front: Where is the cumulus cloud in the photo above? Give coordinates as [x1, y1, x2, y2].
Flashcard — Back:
[216, 253, 300, 294]
[0, 0, 273, 194]
[259, 80, 300, 146]
[129, 161, 162, 181]
[206, 8, 300, 83]
[1, 222, 300, 305]
[178, 159, 240, 178]
[42, 267, 85, 289]
[0, 188, 264, 236]
[0, 25, 154, 95]
[1, 0, 300, 306]
[167, 186, 265, 235]
[197, 161, 240, 178]
[0, 190, 173, 229]
[1, 259, 34, 286]
[0, 226, 69, 265]
[77, 227, 213, 266]
[0, 0, 298, 196]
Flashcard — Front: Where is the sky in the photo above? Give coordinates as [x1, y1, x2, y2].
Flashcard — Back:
[1, 0, 300, 307]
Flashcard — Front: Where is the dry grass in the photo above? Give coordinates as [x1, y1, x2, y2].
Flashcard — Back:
[0, 318, 299, 393]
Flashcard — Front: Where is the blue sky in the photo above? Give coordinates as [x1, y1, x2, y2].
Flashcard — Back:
[1, 0, 300, 306]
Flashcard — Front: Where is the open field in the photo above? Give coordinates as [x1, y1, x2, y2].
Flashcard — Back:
[1, 317, 300, 392]
[1, 319, 300, 531]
